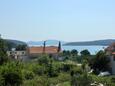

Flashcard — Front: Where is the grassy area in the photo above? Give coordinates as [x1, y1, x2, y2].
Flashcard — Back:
[58, 82, 70, 86]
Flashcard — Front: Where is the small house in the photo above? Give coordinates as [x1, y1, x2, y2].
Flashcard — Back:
[106, 42, 115, 74]
[7, 48, 27, 60]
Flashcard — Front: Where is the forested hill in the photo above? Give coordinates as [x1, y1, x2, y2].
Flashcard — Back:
[4, 39, 27, 50]
[63, 39, 115, 46]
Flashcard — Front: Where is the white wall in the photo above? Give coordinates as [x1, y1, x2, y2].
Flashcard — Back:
[110, 56, 115, 75]
[7, 51, 26, 59]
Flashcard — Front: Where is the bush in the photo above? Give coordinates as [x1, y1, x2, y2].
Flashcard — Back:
[48, 73, 71, 85]
[32, 65, 46, 75]
[76, 73, 93, 86]
[0, 38, 8, 65]
[38, 54, 50, 65]
[61, 64, 72, 72]
[23, 76, 49, 86]
[90, 50, 110, 73]
[0, 75, 4, 86]
[71, 66, 82, 74]
[90, 75, 115, 86]
[0, 61, 23, 86]
[23, 71, 35, 80]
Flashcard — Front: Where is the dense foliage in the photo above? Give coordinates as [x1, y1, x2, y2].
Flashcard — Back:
[0, 61, 23, 86]
[89, 50, 110, 74]
[0, 38, 8, 65]
[0, 37, 115, 86]
[16, 44, 27, 51]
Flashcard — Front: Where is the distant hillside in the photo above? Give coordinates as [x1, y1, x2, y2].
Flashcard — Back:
[4, 39, 27, 50]
[63, 39, 115, 46]
[5, 39, 26, 45]
[27, 40, 66, 46]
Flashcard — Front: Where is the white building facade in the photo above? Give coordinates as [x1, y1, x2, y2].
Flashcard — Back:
[110, 54, 115, 75]
[7, 50, 26, 60]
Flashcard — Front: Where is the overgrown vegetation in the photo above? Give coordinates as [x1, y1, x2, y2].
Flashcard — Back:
[0, 37, 115, 86]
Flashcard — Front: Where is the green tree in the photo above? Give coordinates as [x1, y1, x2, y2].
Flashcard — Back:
[77, 73, 93, 86]
[70, 71, 77, 86]
[63, 50, 71, 56]
[90, 50, 110, 73]
[82, 60, 88, 72]
[71, 49, 78, 56]
[37, 54, 50, 65]
[47, 55, 58, 77]
[80, 49, 90, 56]
[47, 59, 53, 77]
[16, 44, 27, 51]
[0, 37, 8, 65]
[0, 61, 23, 86]
[71, 72, 93, 86]
[0, 75, 4, 86]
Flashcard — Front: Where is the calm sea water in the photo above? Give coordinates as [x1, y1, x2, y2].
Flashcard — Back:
[62, 46, 107, 55]
[29, 44, 107, 55]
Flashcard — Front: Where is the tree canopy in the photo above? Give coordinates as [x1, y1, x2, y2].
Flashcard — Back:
[0, 38, 8, 65]
[80, 49, 90, 56]
[90, 50, 110, 73]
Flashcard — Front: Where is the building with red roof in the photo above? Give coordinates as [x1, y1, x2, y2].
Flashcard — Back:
[27, 41, 62, 58]
[106, 42, 115, 74]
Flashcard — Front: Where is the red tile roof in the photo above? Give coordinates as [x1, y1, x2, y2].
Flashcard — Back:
[105, 42, 115, 55]
[112, 52, 115, 55]
[106, 42, 115, 52]
[28, 46, 59, 54]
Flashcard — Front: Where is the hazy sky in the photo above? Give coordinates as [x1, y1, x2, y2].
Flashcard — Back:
[0, 0, 115, 42]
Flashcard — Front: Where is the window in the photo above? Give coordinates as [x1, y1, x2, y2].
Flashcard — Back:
[22, 52, 25, 55]
[10, 52, 12, 54]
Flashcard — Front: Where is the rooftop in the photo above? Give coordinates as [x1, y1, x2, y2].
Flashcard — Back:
[28, 46, 60, 54]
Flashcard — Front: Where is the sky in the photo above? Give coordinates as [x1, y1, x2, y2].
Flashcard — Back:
[0, 0, 115, 42]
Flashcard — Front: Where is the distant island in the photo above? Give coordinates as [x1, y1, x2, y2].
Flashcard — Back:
[27, 40, 65, 46]
[5, 39, 115, 47]
[63, 39, 115, 46]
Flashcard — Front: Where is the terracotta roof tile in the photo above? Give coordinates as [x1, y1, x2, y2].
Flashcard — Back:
[28, 46, 59, 54]
[112, 52, 115, 55]
[106, 42, 115, 52]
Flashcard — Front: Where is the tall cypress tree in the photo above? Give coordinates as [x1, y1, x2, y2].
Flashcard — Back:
[57, 41, 61, 53]
[43, 41, 46, 54]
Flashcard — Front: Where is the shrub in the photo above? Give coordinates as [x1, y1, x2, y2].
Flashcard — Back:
[61, 64, 72, 72]
[0, 38, 8, 65]
[75, 73, 93, 86]
[23, 76, 49, 86]
[32, 65, 46, 75]
[0, 75, 4, 86]
[23, 71, 35, 80]
[38, 54, 50, 65]
[48, 73, 71, 85]
[71, 66, 82, 74]
[0, 61, 23, 86]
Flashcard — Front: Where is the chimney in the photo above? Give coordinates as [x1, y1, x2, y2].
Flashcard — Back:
[57, 41, 61, 53]
[43, 41, 46, 53]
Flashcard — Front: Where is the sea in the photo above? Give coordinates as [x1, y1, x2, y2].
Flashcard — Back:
[62, 45, 107, 55]
[29, 44, 107, 55]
